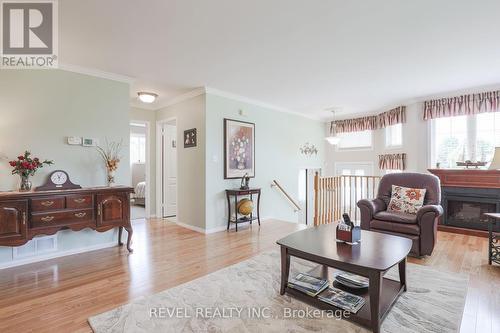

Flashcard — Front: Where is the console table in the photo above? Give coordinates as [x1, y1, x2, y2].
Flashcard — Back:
[0, 186, 134, 252]
[483, 213, 500, 265]
[225, 188, 261, 231]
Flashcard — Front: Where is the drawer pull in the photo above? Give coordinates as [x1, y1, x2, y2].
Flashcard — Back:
[74, 212, 87, 218]
[73, 198, 86, 204]
[41, 216, 55, 222]
[41, 201, 55, 207]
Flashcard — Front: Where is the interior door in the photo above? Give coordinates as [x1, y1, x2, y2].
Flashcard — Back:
[163, 123, 177, 217]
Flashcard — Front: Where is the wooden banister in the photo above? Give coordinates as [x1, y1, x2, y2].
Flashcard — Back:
[313, 174, 381, 226]
[271, 180, 301, 212]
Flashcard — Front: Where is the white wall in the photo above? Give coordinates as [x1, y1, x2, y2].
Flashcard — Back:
[205, 93, 325, 231]
[0, 69, 130, 265]
[156, 95, 206, 229]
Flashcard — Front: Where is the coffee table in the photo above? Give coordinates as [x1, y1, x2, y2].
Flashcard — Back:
[277, 223, 412, 333]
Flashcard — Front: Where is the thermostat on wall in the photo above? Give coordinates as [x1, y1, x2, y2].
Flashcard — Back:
[82, 138, 99, 147]
[67, 136, 82, 145]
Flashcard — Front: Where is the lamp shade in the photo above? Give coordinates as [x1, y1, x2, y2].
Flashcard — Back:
[489, 147, 500, 169]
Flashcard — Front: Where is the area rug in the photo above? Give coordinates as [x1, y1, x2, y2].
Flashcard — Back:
[89, 250, 468, 333]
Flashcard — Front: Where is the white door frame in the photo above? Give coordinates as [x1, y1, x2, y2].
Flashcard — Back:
[156, 117, 178, 218]
[130, 119, 151, 219]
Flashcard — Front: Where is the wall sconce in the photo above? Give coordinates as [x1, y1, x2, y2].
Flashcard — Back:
[300, 143, 318, 156]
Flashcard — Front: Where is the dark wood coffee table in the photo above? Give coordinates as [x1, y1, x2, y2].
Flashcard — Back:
[277, 223, 412, 333]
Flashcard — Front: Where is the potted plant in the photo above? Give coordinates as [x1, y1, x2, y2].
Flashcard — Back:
[9, 151, 53, 191]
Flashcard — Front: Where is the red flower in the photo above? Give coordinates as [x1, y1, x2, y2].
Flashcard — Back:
[21, 161, 29, 168]
[9, 161, 17, 167]
[405, 189, 422, 201]
[18, 156, 24, 160]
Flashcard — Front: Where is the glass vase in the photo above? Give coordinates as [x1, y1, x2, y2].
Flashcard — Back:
[19, 175, 32, 192]
[107, 170, 115, 187]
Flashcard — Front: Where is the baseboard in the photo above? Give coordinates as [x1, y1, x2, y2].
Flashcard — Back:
[175, 217, 278, 235]
[0, 241, 117, 270]
[175, 221, 207, 234]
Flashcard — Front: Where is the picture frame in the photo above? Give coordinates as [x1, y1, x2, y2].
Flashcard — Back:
[184, 128, 197, 148]
[224, 118, 255, 179]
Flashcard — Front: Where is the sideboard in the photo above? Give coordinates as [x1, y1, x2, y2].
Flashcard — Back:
[0, 186, 135, 252]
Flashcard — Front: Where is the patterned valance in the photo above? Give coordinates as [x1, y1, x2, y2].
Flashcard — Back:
[332, 106, 406, 134]
[423, 90, 500, 120]
[333, 115, 378, 134]
[379, 106, 406, 128]
[379, 153, 406, 170]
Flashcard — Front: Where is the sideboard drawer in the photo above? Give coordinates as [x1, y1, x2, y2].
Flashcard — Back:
[31, 197, 65, 212]
[31, 209, 94, 228]
[66, 194, 93, 209]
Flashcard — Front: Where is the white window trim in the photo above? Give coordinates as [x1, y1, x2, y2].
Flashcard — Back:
[334, 161, 375, 176]
[335, 131, 374, 152]
[384, 124, 403, 150]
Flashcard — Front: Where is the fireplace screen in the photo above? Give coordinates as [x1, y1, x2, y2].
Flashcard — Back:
[447, 200, 496, 230]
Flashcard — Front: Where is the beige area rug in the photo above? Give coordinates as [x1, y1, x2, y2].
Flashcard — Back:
[89, 251, 468, 333]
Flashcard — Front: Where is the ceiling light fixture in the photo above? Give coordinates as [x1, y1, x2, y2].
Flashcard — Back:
[325, 109, 341, 145]
[137, 92, 158, 104]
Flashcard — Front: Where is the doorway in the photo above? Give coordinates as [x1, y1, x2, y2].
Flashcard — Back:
[130, 121, 150, 220]
[298, 168, 321, 225]
[157, 119, 177, 218]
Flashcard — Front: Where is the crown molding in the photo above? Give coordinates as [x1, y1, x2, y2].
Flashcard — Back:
[153, 87, 207, 110]
[58, 63, 135, 84]
[204, 87, 322, 121]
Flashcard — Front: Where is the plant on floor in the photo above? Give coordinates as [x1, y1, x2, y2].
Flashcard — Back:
[96, 139, 123, 186]
[9, 151, 53, 191]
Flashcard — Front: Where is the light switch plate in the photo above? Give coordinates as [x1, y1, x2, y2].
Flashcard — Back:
[67, 136, 82, 145]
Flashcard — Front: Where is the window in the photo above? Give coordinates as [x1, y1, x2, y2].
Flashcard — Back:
[385, 123, 402, 147]
[384, 169, 403, 175]
[130, 133, 146, 164]
[337, 130, 372, 150]
[432, 113, 500, 168]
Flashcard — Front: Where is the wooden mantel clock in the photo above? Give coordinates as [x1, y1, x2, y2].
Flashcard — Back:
[35, 170, 82, 191]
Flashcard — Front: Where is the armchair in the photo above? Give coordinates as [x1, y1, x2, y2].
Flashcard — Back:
[357, 173, 443, 256]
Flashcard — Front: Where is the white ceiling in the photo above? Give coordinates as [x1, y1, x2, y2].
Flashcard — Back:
[59, 0, 500, 118]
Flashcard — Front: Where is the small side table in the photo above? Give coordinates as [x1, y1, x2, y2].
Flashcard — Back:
[483, 213, 500, 265]
[225, 188, 261, 232]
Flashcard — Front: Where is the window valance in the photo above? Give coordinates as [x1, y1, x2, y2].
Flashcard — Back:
[378, 106, 406, 128]
[379, 153, 406, 170]
[423, 90, 500, 120]
[332, 106, 406, 134]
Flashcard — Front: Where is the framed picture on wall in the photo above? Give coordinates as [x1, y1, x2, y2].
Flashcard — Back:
[224, 118, 255, 179]
[184, 128, 197, 148]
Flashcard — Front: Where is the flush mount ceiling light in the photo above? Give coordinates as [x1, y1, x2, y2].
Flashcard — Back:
[137, 92, 158, 104]
[325, 109, 341, 145]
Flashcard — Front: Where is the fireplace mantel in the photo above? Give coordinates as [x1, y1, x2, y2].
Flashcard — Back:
[428, 169, 500, 189]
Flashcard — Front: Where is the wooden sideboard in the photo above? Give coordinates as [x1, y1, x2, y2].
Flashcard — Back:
[0, 186, 134, 252]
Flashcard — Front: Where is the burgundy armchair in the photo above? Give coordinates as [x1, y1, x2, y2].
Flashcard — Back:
[357, 173, 443, 256]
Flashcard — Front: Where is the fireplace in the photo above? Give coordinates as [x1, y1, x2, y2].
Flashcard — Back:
[429, 169, 500, 232]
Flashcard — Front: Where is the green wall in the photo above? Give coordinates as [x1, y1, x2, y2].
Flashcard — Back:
[0, 70, 130, 266]
[205, 94, 325, 230]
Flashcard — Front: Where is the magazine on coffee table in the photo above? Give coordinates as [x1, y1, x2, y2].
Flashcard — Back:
[287, 273, 329, 297]
[334, 271, 369, 289]
[318, 287, 366, 313]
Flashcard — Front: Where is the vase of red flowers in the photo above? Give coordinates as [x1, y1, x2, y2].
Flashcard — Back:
[9, 151, 53, 191]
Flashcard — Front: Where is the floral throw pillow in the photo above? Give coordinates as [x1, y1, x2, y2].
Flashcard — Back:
[387, 185, 426, 215]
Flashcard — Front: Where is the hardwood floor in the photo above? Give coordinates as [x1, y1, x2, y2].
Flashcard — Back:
[0, 219, 497, 333]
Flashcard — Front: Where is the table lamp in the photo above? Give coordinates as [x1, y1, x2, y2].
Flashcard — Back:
[489, 147, 500, 170]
